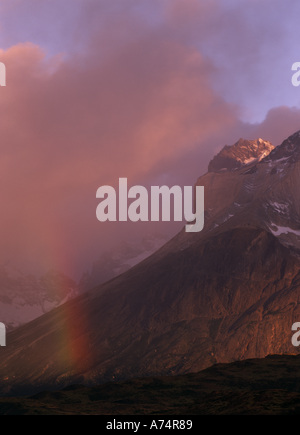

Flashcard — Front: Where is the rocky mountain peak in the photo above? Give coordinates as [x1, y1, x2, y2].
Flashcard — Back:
[208, 138, 274, 173]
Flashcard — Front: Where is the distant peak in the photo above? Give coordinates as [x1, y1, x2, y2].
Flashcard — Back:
[208, 138, 274, 173]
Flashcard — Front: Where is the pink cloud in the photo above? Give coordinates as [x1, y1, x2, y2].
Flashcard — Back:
[0, 2, 298, 277]
[0, 19, 240, 275]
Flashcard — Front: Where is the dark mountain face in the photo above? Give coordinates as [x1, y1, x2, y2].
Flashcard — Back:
[1, 132, 300, 395]
[265, 130, 300, 164]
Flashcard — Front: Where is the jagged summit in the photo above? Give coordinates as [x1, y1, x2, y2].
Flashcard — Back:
[208, 138, 274, 173]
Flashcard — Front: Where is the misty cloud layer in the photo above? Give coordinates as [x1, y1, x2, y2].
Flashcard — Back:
[0, 0, 299, 277]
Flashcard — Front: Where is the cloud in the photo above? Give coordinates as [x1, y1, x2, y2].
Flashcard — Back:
[245, 107, 300, 145]
[0, 1, 298, 277]
[0, 10, 238, 275]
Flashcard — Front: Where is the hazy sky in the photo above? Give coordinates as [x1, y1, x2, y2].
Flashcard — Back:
[0, 0, 300, 277]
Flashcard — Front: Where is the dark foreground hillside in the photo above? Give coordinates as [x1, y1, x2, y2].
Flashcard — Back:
[1, 354, 300, 415]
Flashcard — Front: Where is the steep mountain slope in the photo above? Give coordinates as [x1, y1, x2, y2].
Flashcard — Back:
[1, 132, 300, 396]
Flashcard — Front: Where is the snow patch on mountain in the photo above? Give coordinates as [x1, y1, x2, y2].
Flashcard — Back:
[268, 201, 290, 216]
[269, 225, 300, 237]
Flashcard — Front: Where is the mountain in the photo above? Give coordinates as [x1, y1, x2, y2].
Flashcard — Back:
[0, 268, 78, 331]
[1, 132, 300, 396]
[201, 132, 300, 253]
[208, 138, 274, 172]
[1, 354, 300, 415]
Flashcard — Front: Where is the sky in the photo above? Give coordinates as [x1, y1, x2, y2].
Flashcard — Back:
[0, 0, 300, 278]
